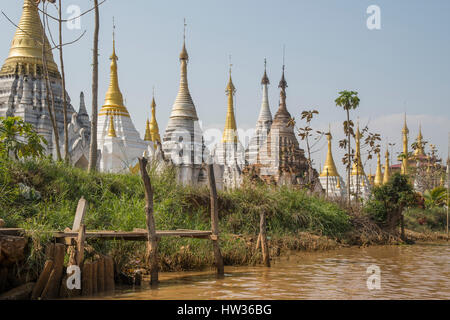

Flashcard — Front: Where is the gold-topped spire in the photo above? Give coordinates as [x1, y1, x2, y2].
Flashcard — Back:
[383, 148, 391, 184]
[351, 122, 365, 176]
[320, 128, 339, 177]
[1, 0, 58, 76]
[222, 59, 238, 143]
[99, 19, 130, 118]
[414, 124, 426, 156]
[374, 152, 383, 186]
[401, 113, 409, 174]
[107, 115, 117, 137]
[149, 95, 161, 144]
[144, 118, 152, 141]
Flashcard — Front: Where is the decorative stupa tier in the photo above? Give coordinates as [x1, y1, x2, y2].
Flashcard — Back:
[318, 130, 346, 198]
[212, 65, 245, 189]
[252, 65, 309, 185]
[349, 123, 371, 199]
[162, 28, 205, 185]
[246, 59, 273, 165]
[97, 28, 147, 173]
[0, 0, 89, 165]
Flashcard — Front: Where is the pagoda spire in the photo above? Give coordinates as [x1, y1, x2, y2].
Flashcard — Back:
[258, 58, 272, 123]
[351, 122, 365, 176]
[401, 113, 409, 174]
[383, 148, 391, 184]
[170, 19, 197, 120]
[374, 152, 383, 186]
[320, 129, 339, 177]
[150, 95, 161, 143]
[222, 60, 238, 143]
[1, 0, 58, 76]
[414, 123, 425, 156]
[100, 20, 130, 117]
[144, 118, 152, 141]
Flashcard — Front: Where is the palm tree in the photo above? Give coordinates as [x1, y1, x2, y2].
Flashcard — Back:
[335, 90, 360, 206]
[423, 186, 447, 208]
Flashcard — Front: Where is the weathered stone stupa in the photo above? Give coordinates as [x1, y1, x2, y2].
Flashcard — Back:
[246, 59, 272, 165]
[162, 28, 205, 185]
[251, 65, 309, 185]
[0, 0, 90, 164]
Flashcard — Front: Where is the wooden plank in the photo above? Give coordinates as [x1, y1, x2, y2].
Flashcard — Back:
[31, 260, 53, 300]
[82, 262, 92, 296]
[76, 224, 86, 267]
[104, 256, 115, 292]
[40, 243, 65, 299]
[72, 197, 87, 232]
[51, 230, 212, 241]
[97, 257, 105, 293]
[0, 228, 25, 236]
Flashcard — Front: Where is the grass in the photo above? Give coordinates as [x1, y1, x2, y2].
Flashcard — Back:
[1, 157, 445, 279]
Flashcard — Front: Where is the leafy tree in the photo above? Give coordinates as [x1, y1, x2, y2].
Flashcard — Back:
[297, 109, 324, 187]
[335, 90, 360, 206]
[365, 172, 416, 236]
[0, 117, 47, 160]
[423, 186, 447, 208]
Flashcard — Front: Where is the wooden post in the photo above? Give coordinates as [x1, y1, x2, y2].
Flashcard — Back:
[76, 224, 86, 268]
[72, 197, 87, 232]
[81, 262, 92, 296]
[138, 157, 159, 285]
[97, 257, 105, 293]
[206, 163, 224, 275]
[91, 260, 98, 294]
[104, 256, 115, 292]
[259, 211, 270, 267]
[40, 243, 65, 299]
[31, 260, 53, 300]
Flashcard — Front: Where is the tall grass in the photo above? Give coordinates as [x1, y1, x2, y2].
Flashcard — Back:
[1, 157, 352, 274]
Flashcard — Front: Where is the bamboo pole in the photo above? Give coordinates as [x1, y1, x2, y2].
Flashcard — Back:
[138, 157, 159, 285]
[206, 164, 224, 275]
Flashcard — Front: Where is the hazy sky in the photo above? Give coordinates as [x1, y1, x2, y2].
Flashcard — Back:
[1, 0, 449, 174]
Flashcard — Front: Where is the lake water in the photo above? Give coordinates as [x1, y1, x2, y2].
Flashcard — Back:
[102, 242, 450, 300]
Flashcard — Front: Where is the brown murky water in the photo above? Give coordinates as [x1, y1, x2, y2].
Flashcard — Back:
[103, 243, 450, 300]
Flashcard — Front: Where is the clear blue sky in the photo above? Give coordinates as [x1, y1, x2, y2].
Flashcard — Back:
[1, 0, 449, 173]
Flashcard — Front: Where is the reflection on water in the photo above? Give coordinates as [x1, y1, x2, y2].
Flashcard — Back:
[103, 243, 450, 300]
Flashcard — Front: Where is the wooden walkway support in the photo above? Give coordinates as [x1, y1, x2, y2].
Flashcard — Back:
[138, 157, 159, 285]
[137, 158, 225, 284]
[207, 163, 224, 275]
